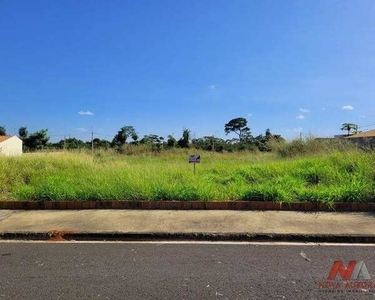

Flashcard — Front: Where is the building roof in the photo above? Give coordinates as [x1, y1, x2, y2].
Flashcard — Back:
[346, 129, 375, 139]
[0, 135, 12, 143]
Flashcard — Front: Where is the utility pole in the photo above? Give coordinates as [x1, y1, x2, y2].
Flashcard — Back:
[91, 127, 94, 154]
[212, 130, 218, 152]
[64, 135, 66, 151]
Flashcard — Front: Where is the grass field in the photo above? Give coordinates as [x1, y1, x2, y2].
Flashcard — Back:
[0, 145, 374, 203]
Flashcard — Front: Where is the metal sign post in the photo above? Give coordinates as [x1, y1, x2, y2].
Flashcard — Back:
[189, 155, 200, 175]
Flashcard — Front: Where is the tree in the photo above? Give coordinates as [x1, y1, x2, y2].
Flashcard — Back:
[140, 134, 164, 152]
[57, 137, 87, 150]
[341, 123, 358, 136]
[112, 126, 137, 147]
[24, 129, 49, 151]
[0, 126, 6, 135]
[131, 132, 138, 142]
[93, 138, 111, 149]
[18, 127, 28, 141]
[177, 129, 190, 148]
[224, 117, 252, 142]
[191, 136, 225, 152]
[265, 128, 272, 141]
[140, 134, 164, 145]
[166, 135, 177, 148]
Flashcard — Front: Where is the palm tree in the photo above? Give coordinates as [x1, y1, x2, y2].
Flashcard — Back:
[177, 129, 190, 148]
[341, 123, 358, 136]
[182, 129, 190, 143]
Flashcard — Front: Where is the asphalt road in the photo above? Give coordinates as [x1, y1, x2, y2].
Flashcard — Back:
[0, 242, 375, 300]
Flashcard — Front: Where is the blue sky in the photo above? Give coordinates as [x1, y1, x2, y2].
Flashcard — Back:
[1, 0, 375, 142]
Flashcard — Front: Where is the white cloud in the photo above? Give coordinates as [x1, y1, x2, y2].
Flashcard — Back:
[78, 111, 94, 116]
[247, 113, 253, 117]
[296, 115, 305, 119]
[208, 84, 219, 90]
[342, 105, 354, 111]
[75, 127, 88, 132]
[293, 127, 303, 132]
[300, 108, 310, 113]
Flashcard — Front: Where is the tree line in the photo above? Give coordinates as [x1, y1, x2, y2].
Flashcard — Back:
[0, 117, 284, 152]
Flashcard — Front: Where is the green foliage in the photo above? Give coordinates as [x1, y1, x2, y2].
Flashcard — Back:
[224, 117, 252, 142]
[140, 134, 164, 152]
[178, 129, 190, 148]
[275, 139, 307, 158]
[23, 129, 49, 151]
[140, 134, 164, 144]
[166, 135, 177, 148]
[18, 127, 28, 141]
[192, 136, 225, 152]
[0, 126, 6, 135]
[272, 136, 356, 158]
[341, 123, 358, 136]
[93, 138, 111, 149]
[1, 148, 374, 203]
[59, 138, 87, 150]
[112, 126, 137, 148]
[2, 120, 285, 154]
[190, 128, 284, 153]
[253, 129, 284, 152]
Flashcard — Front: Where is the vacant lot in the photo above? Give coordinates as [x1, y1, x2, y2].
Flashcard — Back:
[0, 148, 374, 203]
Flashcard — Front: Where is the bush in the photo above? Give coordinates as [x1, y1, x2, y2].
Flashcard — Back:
[271, 136, 357, 158]
[120, 144, 154, 155]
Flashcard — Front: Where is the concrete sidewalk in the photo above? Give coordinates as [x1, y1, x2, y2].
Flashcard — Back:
[0, 210, 374, 242]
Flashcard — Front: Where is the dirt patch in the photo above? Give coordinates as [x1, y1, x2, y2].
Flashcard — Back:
[48, 230, 79, 242]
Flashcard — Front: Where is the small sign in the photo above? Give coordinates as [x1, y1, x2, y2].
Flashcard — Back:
[189, 155, 200, 163]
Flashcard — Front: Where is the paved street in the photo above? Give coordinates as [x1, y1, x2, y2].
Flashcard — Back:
[0, 241, 375, 299]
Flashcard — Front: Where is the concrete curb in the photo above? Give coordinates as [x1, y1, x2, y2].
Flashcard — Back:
[0, 201, 374, 212]
[1, 231, 375, 243]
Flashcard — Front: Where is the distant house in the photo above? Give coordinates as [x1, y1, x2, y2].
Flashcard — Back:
[345, 129, 375, 146]
[0, 136, 23, 156]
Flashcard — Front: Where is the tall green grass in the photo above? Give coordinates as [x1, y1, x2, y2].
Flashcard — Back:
[0, 144, 374, 203]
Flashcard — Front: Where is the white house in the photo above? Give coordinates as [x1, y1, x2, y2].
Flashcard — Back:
[0, 136, 23, 156]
